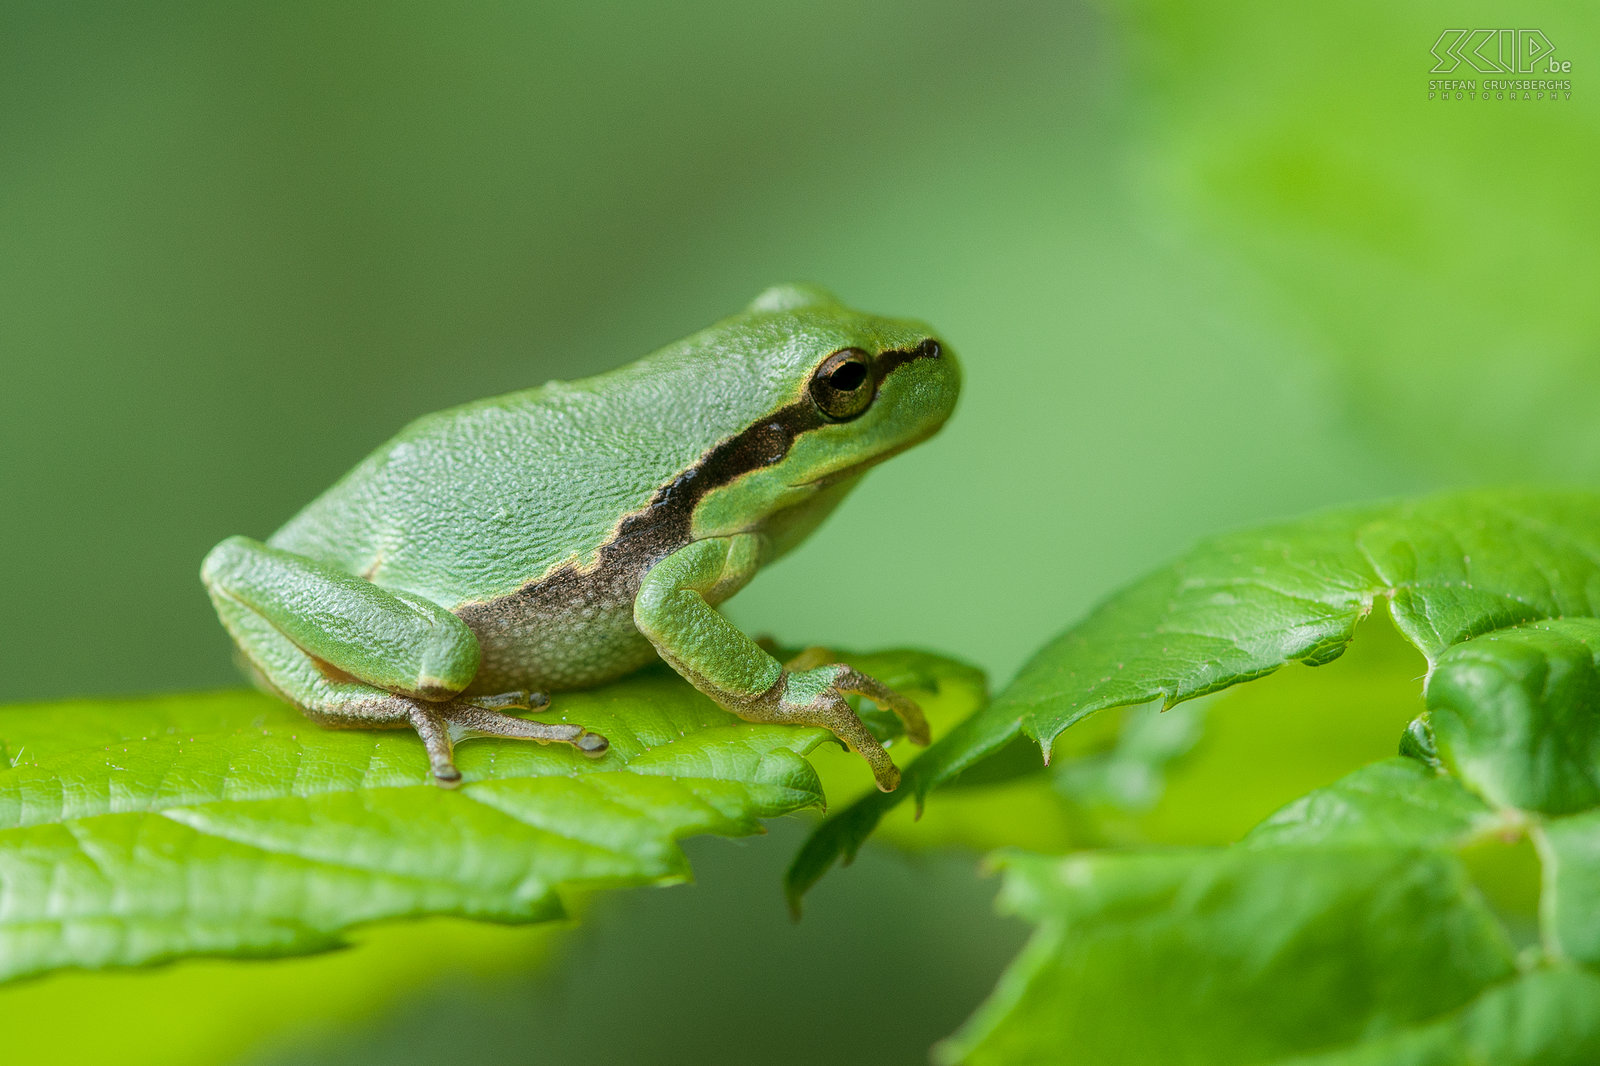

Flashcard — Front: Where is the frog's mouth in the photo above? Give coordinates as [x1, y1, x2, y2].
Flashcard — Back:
[789, 430, 936, 491]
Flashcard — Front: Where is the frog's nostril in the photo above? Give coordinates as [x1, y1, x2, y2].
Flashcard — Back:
[919, 338, 942, 359]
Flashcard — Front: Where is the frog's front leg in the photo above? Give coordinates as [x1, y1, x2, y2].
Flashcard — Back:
[201, 536, 607, 786]
[633, 536, 929, 791]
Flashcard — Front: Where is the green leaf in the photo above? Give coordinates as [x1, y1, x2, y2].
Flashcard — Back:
[785, 699, 1024, 914]
[938, 742, 1600, 1064]
[1001, 490, 1600, 753]
[1245, 758, 1496, 850]
[1277, 966, 1600, 1066]
[938, 844, 1518, 1066]
[1050, 698, 1208, 811]
[0, 649, 973, 984]
[0, 919, 555, 1066]
[1423, 619, 1600, 815]
[789, 490, 1600, 904]
[786, 632, 1427, 909]
[1540, 809, 1600, 968]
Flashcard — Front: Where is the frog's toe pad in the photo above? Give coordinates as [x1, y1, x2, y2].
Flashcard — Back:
[575, 731, 609, 757]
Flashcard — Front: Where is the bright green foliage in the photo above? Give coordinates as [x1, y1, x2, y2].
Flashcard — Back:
[1542, 809, 1600, 968]
[789, 490, 1600, 904]
[0, 649, 974, 984]
[1244, 758, 1495, 850]
[1279, 967, 1600, 1066]
[1050, 698, 1207, 813]
[941, 846, 1515, 1064]
[905, 488, 1600, 1065]
[941, 760, 1600, 1065]
[994, 489, 1600, 754]
[1423, 620, 1600, 815]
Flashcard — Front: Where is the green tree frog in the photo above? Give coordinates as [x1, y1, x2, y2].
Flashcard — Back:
[201, 285, 960, 790]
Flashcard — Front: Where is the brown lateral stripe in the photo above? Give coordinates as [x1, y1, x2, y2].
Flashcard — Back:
[459, 338, 943, 623]
[611, 336, 944, 561]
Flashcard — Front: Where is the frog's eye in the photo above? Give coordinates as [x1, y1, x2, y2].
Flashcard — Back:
[808, 348, 876, 422]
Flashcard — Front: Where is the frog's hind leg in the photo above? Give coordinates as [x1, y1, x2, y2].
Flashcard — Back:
[436, 689, 607, 754]
[202, 535, 483, 700]
[440, 698, 610, 756]
[205, 580, 439, 770]
[780, 648, 929, 745]
[201, 535, 609, 785]
[425, 689, 606, 757]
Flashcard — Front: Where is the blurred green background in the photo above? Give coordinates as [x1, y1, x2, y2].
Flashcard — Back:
[2, 0, 1594, 1063]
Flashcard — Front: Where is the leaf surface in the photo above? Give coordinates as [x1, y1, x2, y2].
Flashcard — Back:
[942, 760, 1600, 1065]
[924, 522, 1600, 1064]
[939, 838, 1516, 1065]
[0, 649, 977, 983]
[789, 490, 1600, 905]
[1274, 967, 1600, 1066]
[1244, 758, 1495, 850]
[1423, 619, 1600, 815]
[1541, 808, 1600, 969]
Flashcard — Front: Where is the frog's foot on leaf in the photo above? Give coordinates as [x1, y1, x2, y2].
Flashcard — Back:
[409, 698, 609, 788]
[781, 650, 932, 747]
[744, 664, 928, 792]
[832, 666, 930, 747]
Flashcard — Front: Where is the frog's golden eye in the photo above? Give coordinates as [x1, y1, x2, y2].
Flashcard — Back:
[809, 348, 876, 422]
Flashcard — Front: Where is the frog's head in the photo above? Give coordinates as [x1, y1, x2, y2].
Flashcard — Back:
[682, 284, 961, 551]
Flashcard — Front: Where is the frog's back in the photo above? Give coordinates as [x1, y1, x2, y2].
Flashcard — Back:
[248, 290, 948, 696]
[269, 336, 793, 609]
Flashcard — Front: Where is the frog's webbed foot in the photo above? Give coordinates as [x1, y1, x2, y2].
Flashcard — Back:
[740, 664, 929, 792]
[408, 693, 609, 788]
[632, 538, 928, 792]
[779, 649, 931, 746]
[830, 666, 931, 747]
